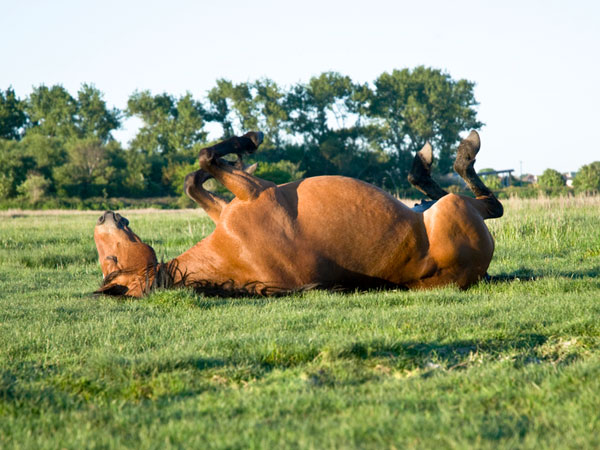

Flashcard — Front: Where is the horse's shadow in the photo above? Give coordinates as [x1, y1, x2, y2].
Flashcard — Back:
[486, 266, 600, 284]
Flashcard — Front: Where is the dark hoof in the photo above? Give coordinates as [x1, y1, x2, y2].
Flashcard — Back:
[241, 131, 264, 151]
[418, 142, 434, 169]
[459, 130, 481, 160]
[454, 130, 481, 174]
[408, 142, 434, 184]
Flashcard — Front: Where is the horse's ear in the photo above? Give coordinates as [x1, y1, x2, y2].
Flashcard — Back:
[94, 283, 129, 297]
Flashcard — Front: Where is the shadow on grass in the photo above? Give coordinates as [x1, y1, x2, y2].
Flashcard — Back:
[19, 253, 97, 269]
[487, 265, 600, 284]
[341, 334, 549, 369]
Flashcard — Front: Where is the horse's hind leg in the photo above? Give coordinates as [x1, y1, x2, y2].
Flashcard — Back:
[407, 142, 449, 200]
[199, 131, 275, 201]
[184, 170, 227, 224]
[453, 131, 503, 219]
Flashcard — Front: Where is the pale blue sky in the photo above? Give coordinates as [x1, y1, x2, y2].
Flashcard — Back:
[2, 0, 598, 175]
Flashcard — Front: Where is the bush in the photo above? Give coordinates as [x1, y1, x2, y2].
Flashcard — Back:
[17, 173, 51, 204]
[573, 161, 600, 194]
[538, 168, 565, 189]
[255, 160, 305, 185]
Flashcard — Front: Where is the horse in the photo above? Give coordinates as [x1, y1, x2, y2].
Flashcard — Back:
[94, 130, 503, 297]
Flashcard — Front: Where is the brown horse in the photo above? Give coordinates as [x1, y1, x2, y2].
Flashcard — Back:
[94, 130, 502, 297]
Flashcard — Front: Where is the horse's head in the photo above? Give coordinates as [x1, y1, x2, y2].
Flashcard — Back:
[94, 211, 157, 297]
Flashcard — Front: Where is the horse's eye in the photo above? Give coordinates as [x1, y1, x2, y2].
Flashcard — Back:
[106, 255, 118, 263]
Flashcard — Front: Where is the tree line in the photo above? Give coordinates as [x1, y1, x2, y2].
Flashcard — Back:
[0, 67, 484, 206]
[2, 67, 598, 208]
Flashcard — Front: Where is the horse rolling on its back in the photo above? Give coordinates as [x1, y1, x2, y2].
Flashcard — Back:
[93, 130, 503, 297]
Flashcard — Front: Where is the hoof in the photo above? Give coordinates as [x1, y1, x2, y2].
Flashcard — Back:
[454, 130, 481, 174]
[461, 130, 481, 159]
[242, 131, 264, 151]
[417, 142, 434, 169]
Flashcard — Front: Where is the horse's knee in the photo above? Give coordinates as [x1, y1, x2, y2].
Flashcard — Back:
[487, 197, 504, 219]
[198, 148, 216, 172]
[184, 170, 211, 198]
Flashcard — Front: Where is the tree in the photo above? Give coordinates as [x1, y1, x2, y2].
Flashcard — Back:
[0, 139, 35, 197]
[53, 138, 117, 198]
[205, 80, 257, 138]
[368, 66, 482, 178]
[126, 91, 207, 195]
[26, 85, 79, 140]
[127, 91, 206, 159]
[538, 168, 565, 189]
[0, 87, 28, 140]
[25, 84, 120, 143]
[285, 72, 356, 144]
[76, 84, 121, 142]
[283, 72, 368, 177]
[251, 78, 288, 150]
[572, 162, 600, 193]
[17, 173, 51, 204]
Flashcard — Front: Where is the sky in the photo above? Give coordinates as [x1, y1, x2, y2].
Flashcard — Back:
[1, 0, 599, 175]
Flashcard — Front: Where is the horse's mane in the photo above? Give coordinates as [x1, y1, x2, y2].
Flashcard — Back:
[96, 260, 318, 298]
[97, 259, 394, 298]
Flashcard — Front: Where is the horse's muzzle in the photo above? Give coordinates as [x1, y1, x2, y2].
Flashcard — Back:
[97, 211, 129, 228]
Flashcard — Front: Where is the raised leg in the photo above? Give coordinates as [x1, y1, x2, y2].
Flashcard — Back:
[199, 131, 275, 201]
[407, 141, 449, 200]
[184, 170, 227, 223]
[206, 131, 264, 158]
[453, 131, 503, 219]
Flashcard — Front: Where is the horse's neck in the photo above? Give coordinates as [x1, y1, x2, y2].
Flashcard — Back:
[167, 239, 219, 286]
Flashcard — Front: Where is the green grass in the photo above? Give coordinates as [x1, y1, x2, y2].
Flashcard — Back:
[1, 197, 600, 449]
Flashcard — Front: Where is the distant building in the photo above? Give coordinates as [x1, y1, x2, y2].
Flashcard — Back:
[521, 174, 537, 184]
[562, 171, 577, 187]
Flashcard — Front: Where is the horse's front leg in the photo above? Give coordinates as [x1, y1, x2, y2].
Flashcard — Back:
[184, 170, 227, 224]
[199, 131, 275, 202]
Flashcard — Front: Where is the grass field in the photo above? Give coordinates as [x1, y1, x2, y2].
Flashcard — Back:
[1, 197, 600, 449]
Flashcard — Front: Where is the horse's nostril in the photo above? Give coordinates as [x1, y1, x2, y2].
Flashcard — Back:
[97, 215, 105, 225]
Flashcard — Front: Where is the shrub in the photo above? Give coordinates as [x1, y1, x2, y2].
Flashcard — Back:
[255, 160, 305, 185]
[17, 173, 51, 204]
[538, 168, 565, 189]
[573, 161, 600, 194]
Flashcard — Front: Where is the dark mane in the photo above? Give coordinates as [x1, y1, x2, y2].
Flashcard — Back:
[97, 260, 397, 298]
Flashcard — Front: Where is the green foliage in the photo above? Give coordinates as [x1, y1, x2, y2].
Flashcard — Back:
[52, 139, 118, 198]
[26, 85, 79, 140]
[1, 69, 484, 205]
[538, 168, 566, 189]
[254, 160, 305, 184]
[572, 161, 600, 193]
[128, 90, 206, 158]
[479, 168, 502, 190]
[369, 66, 483, 175]
[0, 86, 27, 139]
[120, 149, 153, 196]
[16, 172, 51, 204]
[76, 84, 121, 142]
[1, 198, 600, 447]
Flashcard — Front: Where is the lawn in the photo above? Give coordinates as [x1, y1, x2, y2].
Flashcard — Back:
[1, 197, 599, 449]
